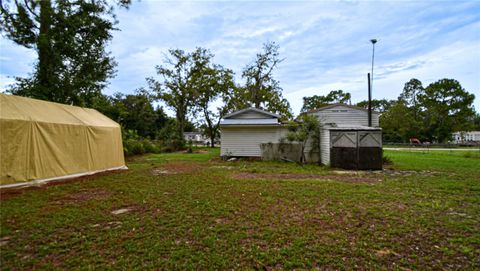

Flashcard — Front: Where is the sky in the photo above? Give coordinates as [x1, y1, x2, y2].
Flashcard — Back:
[1, 0, 479, 116]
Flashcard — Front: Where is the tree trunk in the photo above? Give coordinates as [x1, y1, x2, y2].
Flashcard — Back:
[176, 109, 185, 142]
[38, 0, 53, 97]
[210, 137, 215, 148]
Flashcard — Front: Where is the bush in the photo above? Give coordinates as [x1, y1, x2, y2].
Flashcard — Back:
[463, 152, 480, 159]
[141, 139, 160, 154]
[383, 155, 393, 165]
[124, 140, 145, 156]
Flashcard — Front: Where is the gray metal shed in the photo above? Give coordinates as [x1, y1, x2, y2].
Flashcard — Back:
[320, 126, 382, 169]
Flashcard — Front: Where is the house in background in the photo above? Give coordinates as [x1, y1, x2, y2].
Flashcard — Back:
[184, 131, 214, 146]
[452, 131, 480, 143]
[184, 132, 207, 142]
[220, 104, 383, 170]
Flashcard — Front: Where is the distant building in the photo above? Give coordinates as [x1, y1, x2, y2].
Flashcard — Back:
[452, 131, 480, 143]
[184, 132, 208, 143]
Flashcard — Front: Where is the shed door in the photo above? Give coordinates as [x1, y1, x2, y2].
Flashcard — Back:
[358, 131, 382, 170]
[330, 131, 358, 169]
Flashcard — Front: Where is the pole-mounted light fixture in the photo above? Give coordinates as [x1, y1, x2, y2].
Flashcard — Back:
[370, 39, 377, 92]
[368, 39, 377, 127]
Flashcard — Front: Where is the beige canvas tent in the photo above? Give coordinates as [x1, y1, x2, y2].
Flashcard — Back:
[0, 94, 126, 187]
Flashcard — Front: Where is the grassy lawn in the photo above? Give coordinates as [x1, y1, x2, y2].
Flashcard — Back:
[1, 148, 479, 270]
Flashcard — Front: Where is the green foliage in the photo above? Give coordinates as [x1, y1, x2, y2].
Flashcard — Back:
[462, 151, 480, 159]
[229, 42, 293, 120]
[190, 48, 236, 148]
[148, 48, 209, 143]
[398, 78, 424, 120]
[355, 99, 394, 113]
[285, 114, 320, 163]
[381, 78, 476, 143]
[380, 100, 421, 142]
[474, 113, 480, 130]
[382, 155, 393, 165]
[419, 79, 476, 142]
[94, 91, 170, 140]
[122, 129, 163, 156]
[301, 90, 351, 112]
[1, 0, 129, 107]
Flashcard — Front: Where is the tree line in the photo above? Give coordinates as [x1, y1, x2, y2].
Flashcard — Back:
[1, 0, 478, 150]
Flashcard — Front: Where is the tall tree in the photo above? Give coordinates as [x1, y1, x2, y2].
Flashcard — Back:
[399, 78, 424, 120]
[234, 42, 292, 119]
[0, 0, 129, 106]
[301, 90, 351, 112]
[474, 113, 480, 130]
[418, 79, 475, 142]
[380, 100, 421, 142]
[191, 49, 236, 147]
[148, 48, 206, 142]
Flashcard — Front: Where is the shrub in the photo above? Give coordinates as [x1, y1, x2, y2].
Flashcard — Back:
[141, 139, 160, 154]
[129, 140, 146, 155]
[463, 152, 480, 159]
[383, 155, 393, 165]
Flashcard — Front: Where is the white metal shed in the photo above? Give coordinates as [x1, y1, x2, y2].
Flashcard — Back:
[220, 108, 288, 157]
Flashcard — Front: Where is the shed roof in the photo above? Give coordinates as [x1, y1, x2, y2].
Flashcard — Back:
[223, 107, 281, 119]
[220, 118, 280, 126]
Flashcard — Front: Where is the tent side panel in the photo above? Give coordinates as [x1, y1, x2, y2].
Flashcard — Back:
[28, 122, 91, 181]
[86, 126, 125, 171]
[0, 120, 30, 185]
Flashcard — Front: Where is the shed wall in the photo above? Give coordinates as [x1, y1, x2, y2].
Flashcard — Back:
[311, 106, 379, 127]
[220, 126, 288, 157]
[319, 128, 331, 165]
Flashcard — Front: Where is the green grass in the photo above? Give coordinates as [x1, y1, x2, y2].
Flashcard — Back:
[1, 148, 479, 270]
[384, 150, 480, 175]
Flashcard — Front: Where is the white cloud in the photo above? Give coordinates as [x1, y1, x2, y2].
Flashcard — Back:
[1, 0, 479, 115]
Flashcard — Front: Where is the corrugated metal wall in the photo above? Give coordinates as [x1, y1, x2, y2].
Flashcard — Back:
[312, 106, 380, 127]
[319, 128, 331, 165]
[220, 127, 288, 157]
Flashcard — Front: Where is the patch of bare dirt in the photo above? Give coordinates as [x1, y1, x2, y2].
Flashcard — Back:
[232, 172, 381, 183]
[62, 189, 111, 203]
[151, 162, 202, 175]
[0, 170, 125, 201]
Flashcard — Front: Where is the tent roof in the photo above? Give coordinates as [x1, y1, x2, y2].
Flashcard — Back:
[0, 94, 119, 128]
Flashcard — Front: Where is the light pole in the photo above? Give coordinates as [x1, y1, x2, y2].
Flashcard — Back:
[368, 39, 377, 127]
[370, 39, 377, 92]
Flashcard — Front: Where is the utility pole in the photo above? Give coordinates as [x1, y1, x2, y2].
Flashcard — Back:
[370, 39, 377, 93]
[368, 39, 377, 127]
